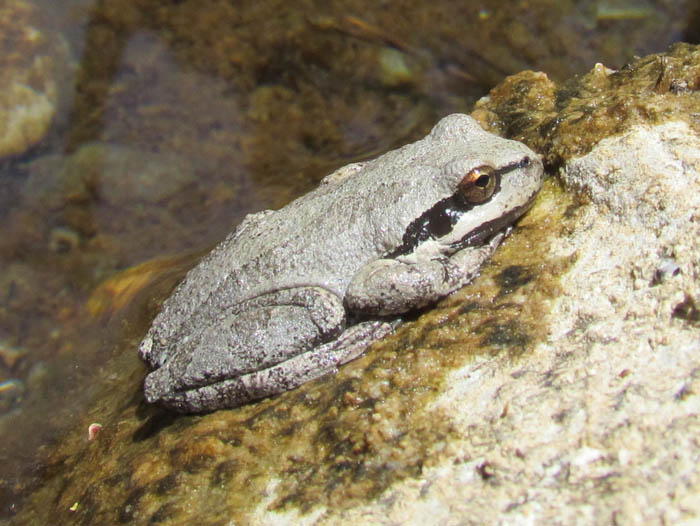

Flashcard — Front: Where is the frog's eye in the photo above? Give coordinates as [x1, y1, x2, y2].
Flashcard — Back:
[458, 165, 498, 204]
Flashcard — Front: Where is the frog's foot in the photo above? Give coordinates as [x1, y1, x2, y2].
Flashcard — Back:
[147, 320, 392, 413]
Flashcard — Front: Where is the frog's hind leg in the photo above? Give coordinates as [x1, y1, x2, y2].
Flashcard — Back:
[144, 286, 343, 403]
[153, 320, 392, 413]
[143, 285, 393, 412]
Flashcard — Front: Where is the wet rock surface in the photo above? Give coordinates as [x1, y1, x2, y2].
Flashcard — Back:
[6, 43, 700, 525]
[474, 42, 700, 165]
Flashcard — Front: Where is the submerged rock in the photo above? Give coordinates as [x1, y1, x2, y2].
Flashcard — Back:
[0, 0, 72, 158]
[15, 142, 209, 264]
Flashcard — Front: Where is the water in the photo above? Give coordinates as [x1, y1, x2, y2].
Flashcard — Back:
[0, 0, 692, 520]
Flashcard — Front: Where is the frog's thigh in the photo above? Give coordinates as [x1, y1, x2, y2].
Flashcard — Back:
[144, 286, 346, 402]
[164, 320, 392, 412]
[200, 286, 347, 369]
[345, 232, 505, 316]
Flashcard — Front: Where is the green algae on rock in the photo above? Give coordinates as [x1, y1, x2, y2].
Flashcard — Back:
[475, 42, 700, 167]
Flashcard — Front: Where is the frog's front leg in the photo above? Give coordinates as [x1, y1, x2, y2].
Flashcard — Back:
[345, 231, 507, 316]
[143, 286, 391, 412]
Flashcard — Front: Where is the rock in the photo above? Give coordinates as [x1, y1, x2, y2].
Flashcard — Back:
[16, 142, 207, 263]
[0, 0, 72, 158]
[0, 342, 26, 369]
[7, 44, 700, 526]
[476, 42, 700, 166]
[25, 143, 199, 208]
[404, 120, 700, 525]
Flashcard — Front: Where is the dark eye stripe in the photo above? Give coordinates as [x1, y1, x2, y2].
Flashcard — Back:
[384, 194, 475, 259]
[384, 157, 532, 259]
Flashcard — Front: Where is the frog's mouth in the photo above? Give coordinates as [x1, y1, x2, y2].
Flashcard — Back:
[444, 192, 539, 253]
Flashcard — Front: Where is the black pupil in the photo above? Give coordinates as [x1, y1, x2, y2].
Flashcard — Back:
[475, 174, 491, 188]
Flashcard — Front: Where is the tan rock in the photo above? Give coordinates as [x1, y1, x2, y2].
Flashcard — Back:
[0, 0, 71, 158]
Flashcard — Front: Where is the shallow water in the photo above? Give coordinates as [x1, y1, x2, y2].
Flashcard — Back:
[0, 0, 694, 519]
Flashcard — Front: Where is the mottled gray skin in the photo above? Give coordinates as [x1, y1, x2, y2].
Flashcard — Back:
[139, 114, 544, 413]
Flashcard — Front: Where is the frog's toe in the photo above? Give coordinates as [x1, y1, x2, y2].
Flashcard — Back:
[138, 330, 174, 368]
[143, 358, 209, 408]
[138, 336, 156, 365]
[143, 365, 175, 404]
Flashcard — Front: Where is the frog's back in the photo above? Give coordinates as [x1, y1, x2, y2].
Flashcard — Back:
[150, 142, 444, 346]
[146, 114, 503, 347]
[199, 161, 423, 301]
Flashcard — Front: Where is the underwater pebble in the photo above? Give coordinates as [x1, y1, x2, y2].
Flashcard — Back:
[87, 423, 102, 440]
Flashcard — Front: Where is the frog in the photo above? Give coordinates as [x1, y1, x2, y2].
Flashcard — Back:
[139, 114, 544, 413]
